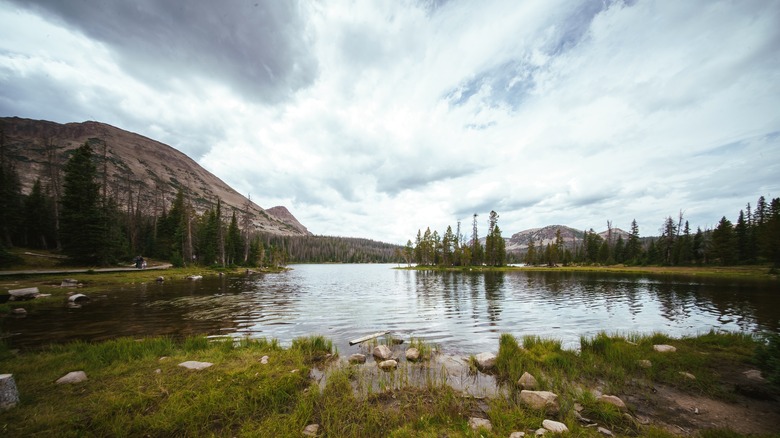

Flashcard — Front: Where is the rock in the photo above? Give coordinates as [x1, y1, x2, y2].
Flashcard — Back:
[178, 361, 213, 370]
[348, 353, 366, 364]
[11, 308, 27, 315]
[598, 394, 626, 410]
[68, 293, 89, 303]
[405, 348, 420, 362]
[520, 390, 559, 412]
[637, 359, 652, 368]
[542, 419, 569, 433]
[156, 276, 165, 282]
[535, 428, 547, 436]
[378, 359, 398, 370]
[373, 344, 393, 360]
[154, 369, 162, 374]
[518, 371, 539, 390]
[509, 432, 526, 438]
[468, 417, 492, 431]
[743, 369, 766, 382]
[159, 356, 169, 362]
[61, 279, 79, 287]
[597, 426, 614, 436]
[474, 352, 497, 371]
[187, 275, 203, 280]
[653, 344, 676, 353]
[260, 355, 269, 364]
[679, 371, 696, 380]
[302, 423, 320, 436]
[0, 374, 20, 410]
[9, 287, 40, 299]
[56, 371, 88, 384]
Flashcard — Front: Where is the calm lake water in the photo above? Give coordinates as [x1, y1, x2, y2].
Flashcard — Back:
[3, 264, 779, 354]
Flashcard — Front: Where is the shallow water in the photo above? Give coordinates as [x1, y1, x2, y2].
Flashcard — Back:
[2, 265, 778, 356]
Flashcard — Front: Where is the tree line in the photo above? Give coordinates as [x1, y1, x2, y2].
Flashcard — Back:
[521, 196, 780, 269]
[403, 210, 507, 267]
[0, 140, 400, 268]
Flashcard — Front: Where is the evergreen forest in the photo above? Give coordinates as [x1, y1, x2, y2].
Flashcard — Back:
[0, 141, 399, 268]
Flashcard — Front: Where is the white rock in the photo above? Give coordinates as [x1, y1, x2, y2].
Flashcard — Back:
[468, 417, 492, 431]
[405, 347, 421, 362]
[679, 371, 696, 380]
[535, 427, 547, 436]
[597, 426, 614, 436]
[56, 371, 88, 384]
[154, 369, 162, 374]
[743, 369, 765, 382]
[474, 352, 497, 370]
[11, 308, 26, 315]
[187, 275, 203, 280]
[302, 423, 319, 436]
[542, 419, 569, 433]
[61, 279, 78, 287]
[518, 371, 538, 390]
[373, 344, 393, 360]
[378, 359, 398, 370]
[0, 374, 20, 410]
[509, 432, 526, 438]
[653, 344, 676, 353]
[520, 390, 559, 412]
[260, 355, 269, 364]
[68, 293, 89, 302]
[348, 353, 366, 364]
[598, 394, 626, 410]
[9, 287, 39, 298]
[637, 359, 652, 368]
[178, 361, 213, 370]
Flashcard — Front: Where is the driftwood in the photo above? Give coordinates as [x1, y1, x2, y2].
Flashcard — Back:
[349, 331, 390, 346]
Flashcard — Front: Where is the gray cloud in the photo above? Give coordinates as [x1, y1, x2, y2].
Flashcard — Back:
[10, 0, 318, 103]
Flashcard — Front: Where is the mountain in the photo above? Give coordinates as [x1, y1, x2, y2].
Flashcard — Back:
[0, 117, 309, 236]
[505, 225, 629, 253]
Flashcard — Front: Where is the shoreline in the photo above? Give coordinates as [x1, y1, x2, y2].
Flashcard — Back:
[1, 331, 778, 436]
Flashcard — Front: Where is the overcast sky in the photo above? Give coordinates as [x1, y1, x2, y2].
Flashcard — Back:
[1, 0, 778, 244]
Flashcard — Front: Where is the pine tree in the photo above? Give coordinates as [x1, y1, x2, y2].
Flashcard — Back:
[226, 210, 242, 266]
[711, 216, 736, 265]
[625, 219, 641, 264]
[60, 143, 105, 264]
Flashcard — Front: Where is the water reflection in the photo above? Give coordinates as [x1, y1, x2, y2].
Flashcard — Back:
[2, 265, 778, 354]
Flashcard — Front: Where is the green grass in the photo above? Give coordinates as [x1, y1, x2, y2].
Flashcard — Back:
[0, 331, 776, 437]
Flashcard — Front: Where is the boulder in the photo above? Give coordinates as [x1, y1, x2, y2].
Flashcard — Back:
[468, 417, 492, 431]
[598, 394, 626, 410]
[61, 279, 79, 287]
[68, 293, 89, 303]
[187, 275, 203, 280]
[178, 361, 213, 370]
[509, 432, 526, 438]
[260, 356, 269, 364]
[8, 287, 39, 299]
[653, 344, 676, 353]
[0, 374, 20, 410]
[378, 360, 398, 371]
[518, 371, 539, 390]
[56, 371, 88, 384]
[302, 423, 320, 436]
[11, 308, 27, 316]
[542, 419, 569, 433]
[637, 359, 652, 368]
[348, 353, 366, 364]
[474, 352, 497, 371]
[405, 347, 421, 362]
[373, 344, 393, 360]
[520, 390, 559, 412]
[535, 428, 547, 436]
[743, 369, 765, 382]
[156, 276, 165, 282]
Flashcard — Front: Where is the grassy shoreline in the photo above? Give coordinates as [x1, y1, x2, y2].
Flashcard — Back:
[1, 331, 777, 437]
[396, 264, 780, 281]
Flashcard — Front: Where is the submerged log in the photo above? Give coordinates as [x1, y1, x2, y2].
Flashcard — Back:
[349, 330, 390, 345]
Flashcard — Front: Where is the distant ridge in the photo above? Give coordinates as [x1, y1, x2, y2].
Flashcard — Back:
[0, 116, 310, 236]
[505, 224, 629, 253]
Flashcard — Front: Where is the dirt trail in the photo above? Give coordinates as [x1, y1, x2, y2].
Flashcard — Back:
[0, 264, 172, 276]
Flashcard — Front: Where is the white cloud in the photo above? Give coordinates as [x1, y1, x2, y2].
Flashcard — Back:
[2, 0, 779, 243]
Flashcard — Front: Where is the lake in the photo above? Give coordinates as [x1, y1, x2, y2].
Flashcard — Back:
[3, 264, 779, 355]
